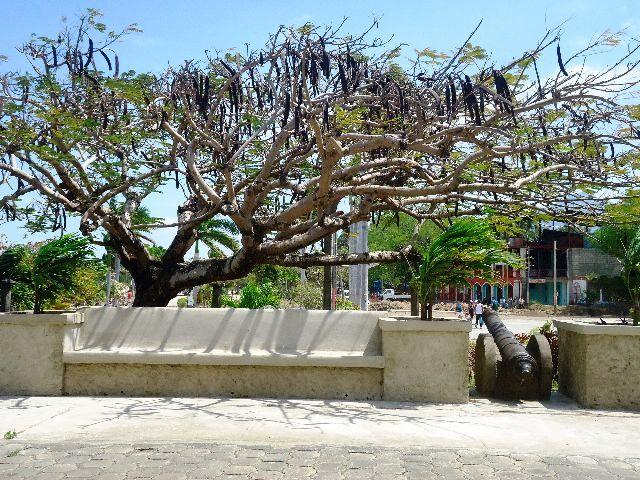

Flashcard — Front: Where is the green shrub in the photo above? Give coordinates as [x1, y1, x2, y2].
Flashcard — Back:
[222, 281, 280, 309]
[336, 296, 359, 310]
[289, 282, 322, 309]
[176, 297, 188, 308]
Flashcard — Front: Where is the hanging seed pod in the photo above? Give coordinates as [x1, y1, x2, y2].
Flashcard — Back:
[310, 55, 318, 88]
[274, 60, 281, 79]
[448, 77, 457, 109]
[294, 105, 300, 135]
[338, 61, 348, 94]
[114, 55, 119, 77]
[259, 51, 264, 65]
[466, 76, 481, 125]
[175, 170, 179, 189]
[445, 84, 451, 116]
[52, 45, 58, 66]
[321, 43, 330, 78]
[202, 75, 210, 114]
[557, 43, 569, 76]
[297, 83, 303, 104]
[98, 49, 111, 70]
[283, 91, 290, 126]
[84, 38, 94, 69]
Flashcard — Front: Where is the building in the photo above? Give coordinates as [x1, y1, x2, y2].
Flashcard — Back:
[435, 228, 621, 305]
[522, 229, 621, 306]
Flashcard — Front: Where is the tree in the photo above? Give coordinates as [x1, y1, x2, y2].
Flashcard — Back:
[197, 216, 240, 306]
[593, 223, 640, 325]
[413, 219, 522, 320]
[2, 11, 640, 306]
[367, 212, 436, 289]
[0, 234, 99, 312]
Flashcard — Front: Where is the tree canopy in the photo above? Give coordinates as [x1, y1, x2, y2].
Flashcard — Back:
[1, 10, 640, 305]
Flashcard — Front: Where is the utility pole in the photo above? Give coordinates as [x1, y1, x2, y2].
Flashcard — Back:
[553, 240, 557, 313]
[348, 220, 369, 311]
[322, 235, 335, 310]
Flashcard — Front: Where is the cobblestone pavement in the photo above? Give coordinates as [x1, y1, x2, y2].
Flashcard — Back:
[1, 442, 639, 480]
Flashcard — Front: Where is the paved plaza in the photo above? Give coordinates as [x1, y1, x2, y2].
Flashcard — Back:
[1, 395, 639, 479]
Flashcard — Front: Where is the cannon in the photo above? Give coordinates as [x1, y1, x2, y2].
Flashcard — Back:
[474, 309, 552, 400]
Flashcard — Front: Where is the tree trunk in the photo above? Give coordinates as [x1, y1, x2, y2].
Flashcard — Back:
[210, 283, 224, 308]
[410, 287, 419, 317]
[131, 276, 181, 307]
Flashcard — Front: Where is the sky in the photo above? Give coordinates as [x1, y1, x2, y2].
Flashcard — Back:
[0, 0, 638, 251]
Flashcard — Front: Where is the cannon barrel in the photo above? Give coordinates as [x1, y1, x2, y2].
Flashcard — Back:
[483, 308, 537, 377]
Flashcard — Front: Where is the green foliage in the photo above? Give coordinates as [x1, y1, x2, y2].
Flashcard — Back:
[0, 234, 99, 313]
[288, 282, 322, 309]
[593, 224, 640, 324]
[176, 297, 188, 308]
[251, 264, 299, 297]
[222, 281, 280, 309]
[197, 217, 240, 258]
[3, 430, 17, 440]
[413, 219, 523, 320]
[146, 245, 167, 259]
[336, 296, 359, 310]
[367, 213, 437, 289]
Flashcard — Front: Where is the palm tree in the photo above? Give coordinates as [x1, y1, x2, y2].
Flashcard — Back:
[0, 234, 98, 313]
[413, 219, 523, 320]
[196, 217, 240, 307]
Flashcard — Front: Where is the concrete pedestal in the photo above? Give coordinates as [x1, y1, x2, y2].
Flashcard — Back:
[380, 317, 471, 403]
[0, 312, 83, 395]
[555, 319, 640, 410]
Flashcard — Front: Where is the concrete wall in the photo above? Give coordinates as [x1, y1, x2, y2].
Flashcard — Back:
[64, 364, 383, 400]
[0, 313, 82, 395]
[567, 248, 622, 279]
[380, 318, 471, 403]
[555, 320, 640, 410]
[2, 308, 472, 403]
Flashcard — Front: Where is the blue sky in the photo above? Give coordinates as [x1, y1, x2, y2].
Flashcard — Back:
[1, 0, 638, 249]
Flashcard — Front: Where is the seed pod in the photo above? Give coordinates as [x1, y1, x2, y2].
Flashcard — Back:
[52, 45, 58, 66]
[84, 38, 94, 69]
[338, 61, 348, 94]
[175, 170, 179, 189]
[448, 77, 457, 109]
[259, 51, 264, 65]
[321, 45, 330, 78]
[445, 84, 451, 116]
[283, 91, 290, 126]
[557, 43, 568, 76]
[294, 105, 300, 134]
[310, 55, 318, 87]
[203, 75, 210, 111]
[98, 49, 112, 70]
[114, 55, 119, 77]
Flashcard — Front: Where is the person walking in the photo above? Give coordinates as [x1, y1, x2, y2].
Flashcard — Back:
[475, 300, 484, 328]
[468, 301, 475, 325]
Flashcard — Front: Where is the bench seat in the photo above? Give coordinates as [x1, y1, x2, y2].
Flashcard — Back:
[63, 348, 385, 368]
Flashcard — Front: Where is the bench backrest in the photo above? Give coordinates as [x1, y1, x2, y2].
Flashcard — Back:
[69, 307, 382, 355]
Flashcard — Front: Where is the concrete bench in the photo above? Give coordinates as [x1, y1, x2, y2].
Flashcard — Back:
[62, 307, 386, 399]
[1, 308, 471, 402]
[64, 307, 384, 368]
